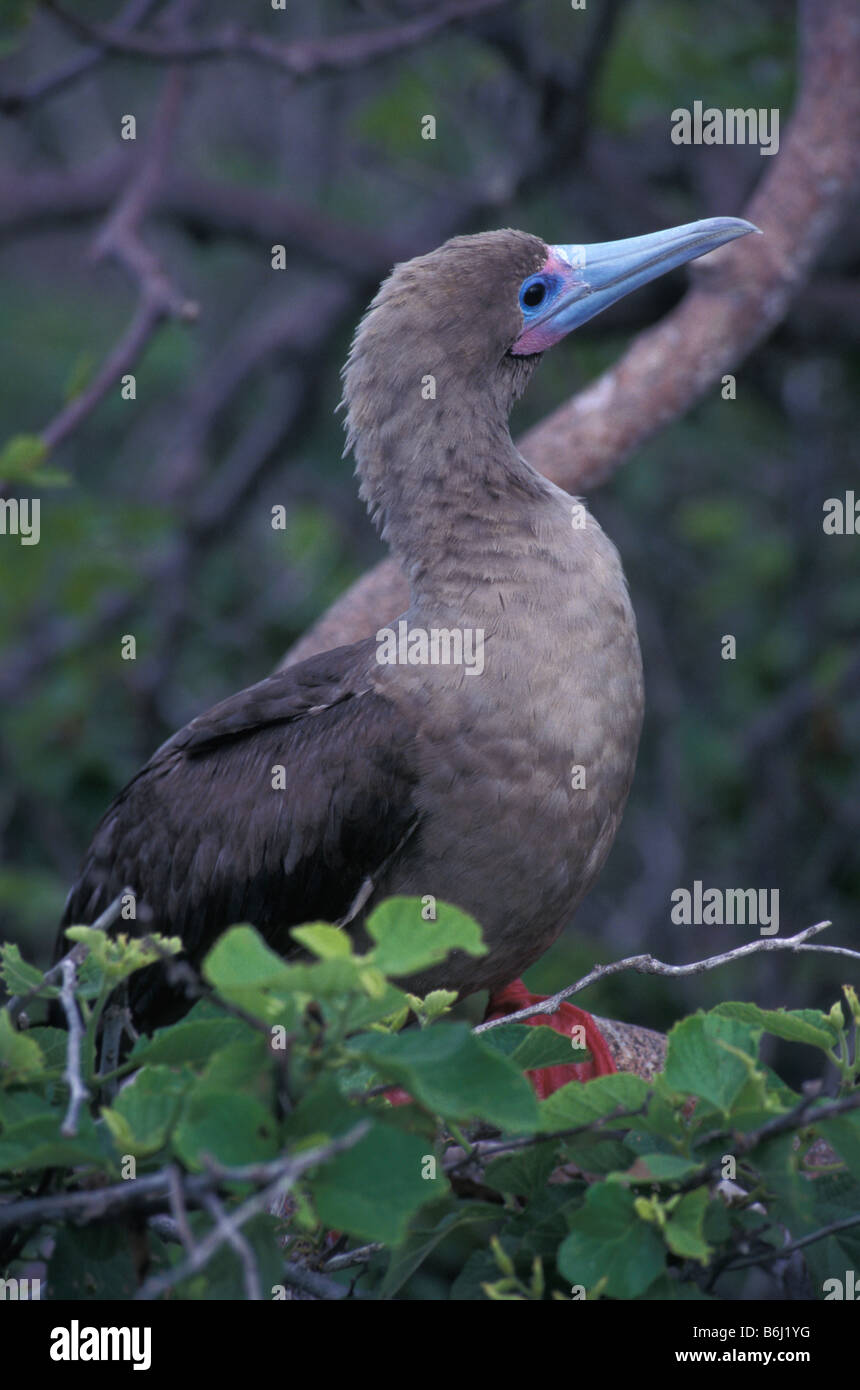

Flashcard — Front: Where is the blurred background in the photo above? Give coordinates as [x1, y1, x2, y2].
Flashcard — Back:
[0, 0, 857, 1084]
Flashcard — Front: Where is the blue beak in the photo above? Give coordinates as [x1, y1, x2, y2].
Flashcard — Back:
[513, 216, 760, 355]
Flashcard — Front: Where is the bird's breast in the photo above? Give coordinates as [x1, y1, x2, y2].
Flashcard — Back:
[371, 510, 644, 992]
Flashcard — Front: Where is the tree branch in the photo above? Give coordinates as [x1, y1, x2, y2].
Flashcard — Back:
[0, 0, 160, 116]
[0, 1122, 370, 1237]
[473, 920, 852, 1030]
[41, 0, 519, 77]
[36, 65, 197, 457]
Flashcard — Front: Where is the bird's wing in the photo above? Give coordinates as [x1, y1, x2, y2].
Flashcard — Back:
[57, 639, 420, 1026]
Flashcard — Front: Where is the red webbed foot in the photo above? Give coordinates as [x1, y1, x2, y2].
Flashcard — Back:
[484, 979, 616, 1098]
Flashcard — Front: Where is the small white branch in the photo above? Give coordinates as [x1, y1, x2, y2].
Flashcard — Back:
[59, 956, 89, 1137]
[475, 921, 851, 1032]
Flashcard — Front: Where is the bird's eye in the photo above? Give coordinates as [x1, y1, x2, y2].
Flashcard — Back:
[521, 279, 547, 310]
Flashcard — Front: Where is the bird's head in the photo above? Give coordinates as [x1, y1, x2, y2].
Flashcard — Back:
[343, 217, 758, 427]
[342, 217, 758, 557]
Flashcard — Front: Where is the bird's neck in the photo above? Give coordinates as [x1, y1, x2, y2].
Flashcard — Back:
[350, 383, 552, 613]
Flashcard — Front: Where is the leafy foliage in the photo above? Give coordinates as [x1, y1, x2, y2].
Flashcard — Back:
[0, 899, 857, 1300]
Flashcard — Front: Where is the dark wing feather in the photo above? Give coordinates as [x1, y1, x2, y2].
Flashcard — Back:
[56, 640, 419, 1028]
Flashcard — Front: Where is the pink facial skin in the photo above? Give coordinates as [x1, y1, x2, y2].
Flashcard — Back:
[511, 249, 588, 356]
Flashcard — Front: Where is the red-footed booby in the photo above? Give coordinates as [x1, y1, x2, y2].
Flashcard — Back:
[56, 217, 757, 1076]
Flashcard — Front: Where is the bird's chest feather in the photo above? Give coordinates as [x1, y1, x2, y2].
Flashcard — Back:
[371, 517, 644, 968]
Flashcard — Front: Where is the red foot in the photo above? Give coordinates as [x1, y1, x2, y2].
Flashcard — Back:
[484, 979, 616, 1098]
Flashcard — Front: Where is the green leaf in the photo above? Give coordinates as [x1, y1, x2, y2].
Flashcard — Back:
[282, 1076, 362, 1146]
[537, 1072, 650, 1132]
[365, 897, 486, 976]
[47, 1223, 138, 1301]
[290, 923, 353, 959]
[405, 989, 458, 1025]
[714, 1002, 838, 1052]
[309, 1122, 448, 1245]
[25, 1026, 70, 1070]
[64, 926, 182, 983]
[663, 1188, 712, 1263]
[820, 1112, 860, 1177]
[560, 1134, 635, 1175]
[0, 1008, 44, 1084]
[129, 1017, 251, 1067]
[558, 1184, 666, 1298]
[0, 1111, 105, 1171]
[481, 1024, 589, 1070]
[621, 1152, 701, 1183]
[101, 1065, 191, 1157]
[664, 1012, 761, 1114]
[484, 1144, 561, 1199]
[202, 925, 295, 1022]
[347, 1022, 539, 1132]
[0, 942, 45, 995]
[338, 980, 412, 1033]
[198, 1039, 274, 1097]
[0, 432, 47, 479]
[173, 1088, 279, 1169]
[378, 1197, 500, 1298]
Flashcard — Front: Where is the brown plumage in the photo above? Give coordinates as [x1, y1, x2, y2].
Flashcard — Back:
[56, 220, 757, 1029]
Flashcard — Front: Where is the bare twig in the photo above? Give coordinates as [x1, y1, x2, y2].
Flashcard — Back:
[37, 65, 197, 457]
[322, 1242, 384, 1273]
[41, 0, 519, 78]
[719, 1212, 860, 1275]
[474, 921, 849, 1031]
[166, 1163, 194, 1251]
[0, 1122, 369, 1238]
[444, 1103, 650, 1173]
[59, 956, 89, 1137]
[200, 1191, 263, 1301]
[0, 0, 160, 115]
[133, 1124, 369, 1299]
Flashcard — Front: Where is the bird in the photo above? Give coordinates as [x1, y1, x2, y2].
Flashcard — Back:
[55, 216, 757, 1070]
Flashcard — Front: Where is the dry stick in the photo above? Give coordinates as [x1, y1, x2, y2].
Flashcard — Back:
[281, 0, 860, 667]
[0, 0, 160, 115]
[133, 1123, 369, 1300]
[58, 956, 89, 1137]
[322, 1243, 384, 1274]
[166, 1163, 194, 1252]
[41, 0, 519, 77]
[200, 1192, 263, 1302]
[0, 1132, 364, 1236]
[444, 1103, 650, 1173]
[473, 921, 854, 1031]
[720, 1213, 860, 1276]
[38, 66, 197, 456]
